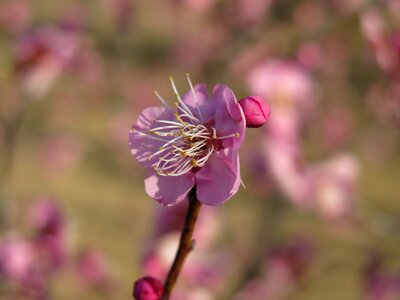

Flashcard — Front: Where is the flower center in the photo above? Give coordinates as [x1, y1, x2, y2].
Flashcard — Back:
[131, 74, 240, 177]
[148, 120, 216, 176]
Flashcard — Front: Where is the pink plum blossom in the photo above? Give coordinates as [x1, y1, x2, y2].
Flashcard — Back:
[129, 76, 245, 206]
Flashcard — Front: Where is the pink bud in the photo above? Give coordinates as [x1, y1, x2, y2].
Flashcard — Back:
[239, 95, 271, 128]
[133, 276, 163, 300]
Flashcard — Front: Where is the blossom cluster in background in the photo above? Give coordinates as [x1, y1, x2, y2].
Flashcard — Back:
[0, 0, 399, 299]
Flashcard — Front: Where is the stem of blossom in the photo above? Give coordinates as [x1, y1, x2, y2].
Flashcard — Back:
[0, 96, 28, 230]
[162, 186, 202, 300]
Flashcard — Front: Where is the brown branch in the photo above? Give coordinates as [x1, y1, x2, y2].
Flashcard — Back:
[162, 186, 202, 300]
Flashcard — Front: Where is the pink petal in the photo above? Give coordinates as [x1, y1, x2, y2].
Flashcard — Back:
[145, 172, 195, 206]
[129, 106, 174, 168]
[211, 84, 246, 150]
[182, 83, 215, 122]
[195, 149, 241, 205]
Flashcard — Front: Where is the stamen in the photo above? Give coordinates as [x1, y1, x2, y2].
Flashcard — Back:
[131, 128, 171, 143]
[156, 134, 184, 150]
[154, 91, 173, 111]
[154, 120, 182, 125]
[241, 179, 247, 189]
[212, 129, 240, 140]
[169, 76, 200, 125]
[174, 113, 187, 125]
[151, 125, 182, 132]
[175, 103, 200, 123]
[186, 73, 203, 122]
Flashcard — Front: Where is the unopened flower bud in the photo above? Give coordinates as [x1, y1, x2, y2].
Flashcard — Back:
[133, 276, 163, 300]
[239, 95, 271, 128]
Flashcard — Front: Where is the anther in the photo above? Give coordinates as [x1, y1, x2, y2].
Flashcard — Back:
[191, 159, 198, 167]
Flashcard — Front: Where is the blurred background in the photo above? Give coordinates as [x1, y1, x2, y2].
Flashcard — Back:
[0, 0, 399, 299]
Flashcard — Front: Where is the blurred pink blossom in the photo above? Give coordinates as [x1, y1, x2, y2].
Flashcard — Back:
[330, 0, 364, 15]
[102, 0, 135, 32]
[235, 238, 314, 300]
[364, 255, 400, 300]
[30, 200, 68, 271]
[0, 235, 49, 299]
[366, 81, 400, 127]
[142, 202, 228, 295]
[152, 201, 221, 252]
[306, 154, 359, 222]
[0, 236, 35, 283]
[264, 137, 309, 207]
[386, 0, 400, 19]
[14, 26, 80, 98]
[360, 9, 400, 75]
[40, 135, 83, 175]
[297, 42, 323, 71]
[319, 106, 354, 151]
[247, 60, 317, 141]
[235, 0, 274, 27]
[0, 0, 31, 35]
[77, 248, 113, 289]
[293, 1, 325, 32]
[171, 26, 228, 70]
[179, 0, 217, 14]
[247, 59, 359, 222]
[247, 60, 317, 206]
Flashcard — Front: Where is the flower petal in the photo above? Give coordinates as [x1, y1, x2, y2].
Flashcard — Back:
[129, 106, 175, 168]
[195, 149, 241, 205]
[211, 84, 246, 150]
[181, 83, 214, 123]
[145, 172, 195, 206]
